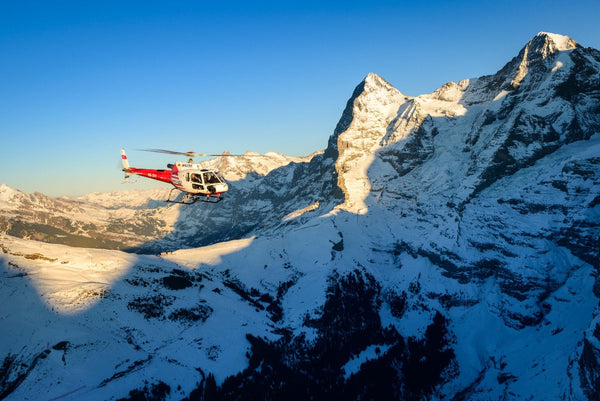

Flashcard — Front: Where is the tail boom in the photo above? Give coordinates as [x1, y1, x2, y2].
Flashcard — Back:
[120, 149, 172, 183]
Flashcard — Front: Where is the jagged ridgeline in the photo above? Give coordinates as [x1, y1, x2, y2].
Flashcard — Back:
[0, 32, 599, 400]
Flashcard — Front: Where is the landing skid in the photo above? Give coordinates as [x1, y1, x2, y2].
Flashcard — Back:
[166, 188, 223, 204]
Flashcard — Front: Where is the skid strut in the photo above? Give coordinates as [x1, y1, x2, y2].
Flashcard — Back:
[165, 188, 222, 204]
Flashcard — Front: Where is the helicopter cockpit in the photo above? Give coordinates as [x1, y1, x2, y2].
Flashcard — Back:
[187, 170, 226, 191]
[203, 171, 222, 184]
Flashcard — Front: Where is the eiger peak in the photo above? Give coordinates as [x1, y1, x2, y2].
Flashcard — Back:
[518, 31, 578, 64]
[533, 31, 578, 52]
[363, 72, 393, 89]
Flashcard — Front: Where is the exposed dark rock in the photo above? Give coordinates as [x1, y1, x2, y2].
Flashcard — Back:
[579, 338, 600, 401]
[127, 295, 174, 319]
[0, 351, 52, 400]
[117, 380, 170, 401]
[183, 270, 456, 401]
[169, 303, 213, 323]
[162, 275, 193, 290]
[379, 118, 435, 177]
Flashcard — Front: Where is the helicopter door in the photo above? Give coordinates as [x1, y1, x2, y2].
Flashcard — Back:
[203, 172, 220, 193]
[190, 173, 204, 190]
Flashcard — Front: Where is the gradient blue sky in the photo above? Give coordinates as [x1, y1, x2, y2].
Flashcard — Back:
[2, 0, 599, 196]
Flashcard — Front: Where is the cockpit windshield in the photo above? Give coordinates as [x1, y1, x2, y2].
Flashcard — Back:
[203, 172, 222, 184]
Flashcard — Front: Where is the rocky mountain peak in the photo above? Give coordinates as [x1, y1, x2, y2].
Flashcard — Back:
[428, 79, 471, 102]
[324, 72, 406, 159]
[363, 72, 395, 92]
[0, 183, 17, 197]
[509, 32, 578, 88]
[327, 73, 410, 213]
[530, 32, 578, 55]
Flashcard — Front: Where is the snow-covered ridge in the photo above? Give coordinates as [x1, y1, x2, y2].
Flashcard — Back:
[74, 188, 173, 209]
[202, 150, 318, 181]
[0, 149, 318, 251]
[330, 32, 596, 213]
[0, 183, 19, 202]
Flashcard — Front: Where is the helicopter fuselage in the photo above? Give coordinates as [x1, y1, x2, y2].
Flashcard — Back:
[169, 162, 228, 195]
[121, 150, 228, 200]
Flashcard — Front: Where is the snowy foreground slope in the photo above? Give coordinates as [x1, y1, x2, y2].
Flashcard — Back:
[1, 32, 600, 400]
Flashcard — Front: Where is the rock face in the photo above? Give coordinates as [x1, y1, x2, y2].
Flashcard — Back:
[0, 32, 599, 400]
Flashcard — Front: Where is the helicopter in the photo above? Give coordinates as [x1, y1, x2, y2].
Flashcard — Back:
[120, 148, 237, 204]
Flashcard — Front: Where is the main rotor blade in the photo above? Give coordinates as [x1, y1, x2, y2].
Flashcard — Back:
[138, 149, 196, 156]
[138, 149, 264, 157]
[202, 153, 265, 157]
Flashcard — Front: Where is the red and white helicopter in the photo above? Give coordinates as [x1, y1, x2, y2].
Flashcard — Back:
[120, 148, 236, 204]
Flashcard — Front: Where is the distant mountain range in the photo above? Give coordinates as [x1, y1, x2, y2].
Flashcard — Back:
[1, 32, 599, 400]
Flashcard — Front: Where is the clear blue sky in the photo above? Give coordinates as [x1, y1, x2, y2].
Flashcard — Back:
[1, 0, 599, 196]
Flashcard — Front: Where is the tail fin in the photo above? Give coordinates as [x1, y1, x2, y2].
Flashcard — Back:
[121, 149, 130, 170]
[121, 149, 131, 178]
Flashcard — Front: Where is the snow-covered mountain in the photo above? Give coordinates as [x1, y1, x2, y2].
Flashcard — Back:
[1, 32, 599, 400]
[0, 151, 311, 252]
[0, 184, 179, 249]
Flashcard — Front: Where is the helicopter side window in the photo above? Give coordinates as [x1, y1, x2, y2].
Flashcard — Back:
[191, 173, 204, 189]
